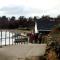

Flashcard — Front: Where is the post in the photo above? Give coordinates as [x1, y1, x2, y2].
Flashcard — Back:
[5, 30, 7, 46]
[15, 33, 16, 45]
[9, 32, 10, 45]
[0, 30, 2, 48]
[21, 35, 22, 44]
[12, 33, 13, 45]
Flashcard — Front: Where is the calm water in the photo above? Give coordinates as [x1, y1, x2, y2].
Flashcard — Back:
[0, 31, 15, 45]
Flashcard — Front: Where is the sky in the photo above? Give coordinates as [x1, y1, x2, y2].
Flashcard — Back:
[0, 0, 60, 18]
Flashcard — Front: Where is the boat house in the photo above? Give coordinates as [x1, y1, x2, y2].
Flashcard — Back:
[36, 19, 59, 35]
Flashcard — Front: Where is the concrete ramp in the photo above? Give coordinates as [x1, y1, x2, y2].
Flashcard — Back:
[0, 44, 47, 60]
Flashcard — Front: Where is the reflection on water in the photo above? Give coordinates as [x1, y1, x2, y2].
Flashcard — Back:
[0, 31, 15, 45]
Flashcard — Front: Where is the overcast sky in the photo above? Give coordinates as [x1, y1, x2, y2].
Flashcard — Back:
[0, 0, 60, 18]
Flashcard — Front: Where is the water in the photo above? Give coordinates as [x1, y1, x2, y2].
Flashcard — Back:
[0, 31, 15, 45]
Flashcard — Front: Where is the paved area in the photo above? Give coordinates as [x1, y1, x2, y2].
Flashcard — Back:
[0, 44, 47, 60]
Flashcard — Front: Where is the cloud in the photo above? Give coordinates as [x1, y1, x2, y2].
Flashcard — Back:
[0, 6, 30, 15]
[0, 1, 60, 18]
[0, 0, 60, 18]
[0, 5, 44, 17]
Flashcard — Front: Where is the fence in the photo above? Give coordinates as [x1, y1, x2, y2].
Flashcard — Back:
[0, 29, 29, 47]
[0, 29, 45, 48]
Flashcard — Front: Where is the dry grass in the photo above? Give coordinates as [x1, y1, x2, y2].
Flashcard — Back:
[45, 48, 58, 60]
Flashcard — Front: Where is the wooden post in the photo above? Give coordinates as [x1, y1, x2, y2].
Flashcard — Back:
[16, 33, 18, 45]
[12, 33, 13, 45]
[15, 33, 16, 45]
[21, 35, 22, 44]
[0, 30, 2, 48]
[9, 32, 10, 45]
[5, 30, 7, 46]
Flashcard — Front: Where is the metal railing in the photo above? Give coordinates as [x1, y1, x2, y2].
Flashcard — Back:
[0, 29, 28, 47]
[0, 29, 44, 48]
